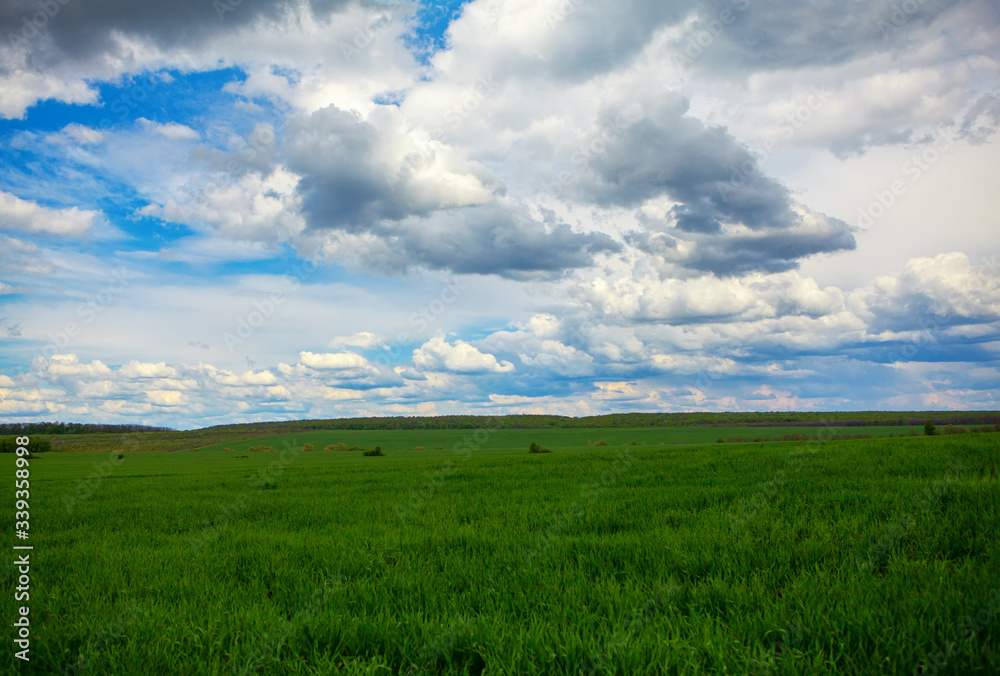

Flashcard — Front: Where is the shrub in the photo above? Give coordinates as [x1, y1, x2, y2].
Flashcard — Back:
[716, 438, 725, 444]
[303, 443, 315, 452]
[324, 443, 349, 452]
[529, 442, 551, 454]
[249, 445, 276, 452]
[414, 446, 426, 450]
[924, 420, 937, 436]
[117, 453, 125, 460]
[363, 447, 384, 457]
[593, 440, 609, 446]
[0, 437, 50, 453]
[224, 448, 234, 452]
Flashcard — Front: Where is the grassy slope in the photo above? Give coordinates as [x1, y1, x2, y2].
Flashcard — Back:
[5, 432, 998, 674]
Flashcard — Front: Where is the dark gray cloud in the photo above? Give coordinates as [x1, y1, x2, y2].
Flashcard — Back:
[577, 96, 854, 274]
[283, 104, 440, 229]
[2, 0, 359, 66]
[678, 225, 856, 276]
[625, 219, 856, 276]
[284, 105, 620, 277]
[687, 0, 966, 73]
[379, 204, 622, 277]
[582, 95, 795, 229]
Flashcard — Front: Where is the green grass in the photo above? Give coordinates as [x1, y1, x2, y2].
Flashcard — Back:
[187, 425, 930, 456]
[4, 431, 998, 674]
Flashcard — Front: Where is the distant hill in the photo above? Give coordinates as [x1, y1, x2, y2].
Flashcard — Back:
[0, 422, 173, 435]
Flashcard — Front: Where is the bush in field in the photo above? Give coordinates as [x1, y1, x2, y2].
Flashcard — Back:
[414, 446, 427, 450]
[224, 448, 234, 452]
[249, 445, 276, 452]
[0, 437, 50, 453]
[717, 438, 725, 444]
[529, 441, 551, 454]
[303, 443, 315, 452]
[324, 443, 361, 452]
[592, 440, 609, 446]
[924, 420, 937, 436]
[363, 446, 384, 457]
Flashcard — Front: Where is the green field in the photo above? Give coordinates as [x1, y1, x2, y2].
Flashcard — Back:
[188, 425, 929, 455]
[4, 429, 999, 674]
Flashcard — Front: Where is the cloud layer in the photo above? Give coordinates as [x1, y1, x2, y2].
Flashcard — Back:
[0, 0, 997, 426]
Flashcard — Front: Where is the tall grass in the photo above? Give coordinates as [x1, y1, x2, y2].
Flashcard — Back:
[4, 432, 997, 674]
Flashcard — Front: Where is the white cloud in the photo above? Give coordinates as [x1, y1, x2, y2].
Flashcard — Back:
[138, 118, 200, 140]
[329, 332, 384, 350]
[118, 361, 180, 379]
[0, 191, 104, 237]
[1, 0, 998, 426]
[45, 123, 105, 146]
[413, 336, 515, 374]
[0, 68, 99, 120]
[299, 351, 371, 371]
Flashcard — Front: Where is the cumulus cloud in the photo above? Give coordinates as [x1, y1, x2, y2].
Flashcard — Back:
[0, 190, 104, 237]
[1, 0, 997, 424]
[569, 96, 855, 274]
[284, 105, 619, 277]
[329, 332, 384, 350]
[118, 361, 180, 379]
[299, 351, 371, 371]
[413, 336, 515, 374]
[852, 252, 1000, 331]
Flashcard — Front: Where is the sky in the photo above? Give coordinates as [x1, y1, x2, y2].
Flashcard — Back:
[0, 0, 998, 430]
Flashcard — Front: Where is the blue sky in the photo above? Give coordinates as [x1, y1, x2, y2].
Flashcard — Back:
[0, 0, 998, 429]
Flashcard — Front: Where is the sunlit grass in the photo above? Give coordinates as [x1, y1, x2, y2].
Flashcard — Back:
[4, 432, 998, 674]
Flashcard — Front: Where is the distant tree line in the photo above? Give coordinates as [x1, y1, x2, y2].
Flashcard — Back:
[192, 411, 1000, 434]
[0, 422, 173, 435]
